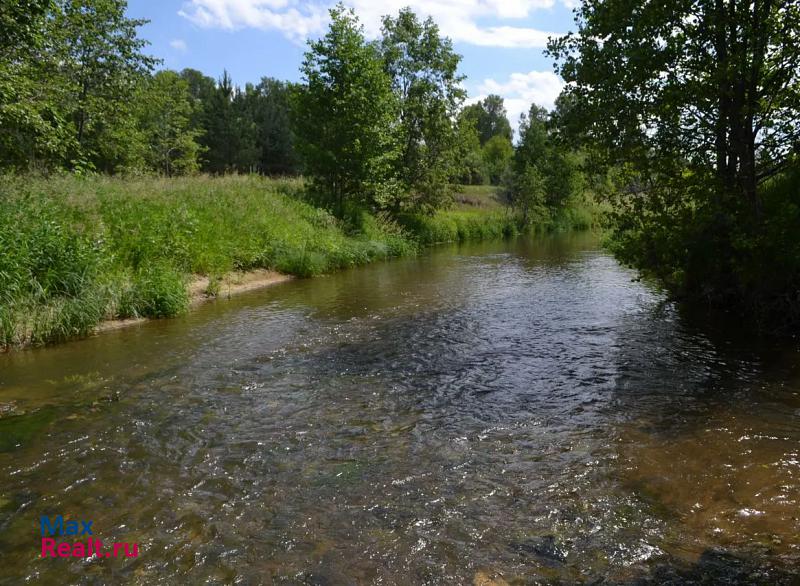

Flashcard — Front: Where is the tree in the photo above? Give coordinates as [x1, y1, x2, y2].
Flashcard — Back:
[514, 106, 549, 175]
[180, 67, 217, 144]
[503, 103, 586, 224]
[137, 70, 204, 175]
[230, 85, 260, 172]
[510, 165, 546, 225]
[482, 134, 513, 185]
[0, 0, 73, 170]
[380, 8, 465, 211]
[292, 4, 399, 212]
[514, 104, 583, 209]
[460, 95, 513, 146]
[454, 116, 488, 185]
[549, 0, 800, 215]
[178, 70, 298, 175]
[48, 0, 157, 172]
[201, 71, 237, 173]
[0, 0, 51, 58]
[548, 0, 800, 311]
[244, 78, 299, 175]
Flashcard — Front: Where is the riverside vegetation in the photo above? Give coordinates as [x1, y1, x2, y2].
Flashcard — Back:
[3, 0, 796, 348]
[0, 1, 599, 349]
[0, 174, 402, 348]
[549, 1, 800, 326]
[0, 175, 597, 348]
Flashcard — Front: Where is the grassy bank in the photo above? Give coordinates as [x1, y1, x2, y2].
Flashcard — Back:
[0, 176, 596, 349]
[0, 175, 415, 348]
[402, 184, 600, 246]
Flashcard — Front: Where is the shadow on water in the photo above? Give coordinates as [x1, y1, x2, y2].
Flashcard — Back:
[0, 232, 799, 584]
[604, 291, 800, 584]
[632, 548, 800, 585]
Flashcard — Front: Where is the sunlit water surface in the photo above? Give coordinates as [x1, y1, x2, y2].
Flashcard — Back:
[1, 233, 799, 584]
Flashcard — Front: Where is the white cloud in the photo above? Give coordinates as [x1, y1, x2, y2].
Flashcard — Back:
[345, 0, 560, 48]
[479, 70, 565, 110]
[458, 25, 556, 48]
[470, 70, 565, 135]
[178, 0, 568, 47]
[170, 39, 189, 52]
[178, 0, 328, 43]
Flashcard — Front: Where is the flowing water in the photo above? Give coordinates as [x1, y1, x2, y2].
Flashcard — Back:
[1, 233, 799, 585]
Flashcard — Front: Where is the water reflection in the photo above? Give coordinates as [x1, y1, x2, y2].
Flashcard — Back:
[0, 232, 798, 584]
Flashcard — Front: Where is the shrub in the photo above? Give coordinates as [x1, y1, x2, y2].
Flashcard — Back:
[118, 264, 188, 319]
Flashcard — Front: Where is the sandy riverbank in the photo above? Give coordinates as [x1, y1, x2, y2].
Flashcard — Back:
[95, 269, 293, 334]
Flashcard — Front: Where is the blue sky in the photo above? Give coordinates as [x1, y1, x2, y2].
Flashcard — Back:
[127, 0, 579, 129]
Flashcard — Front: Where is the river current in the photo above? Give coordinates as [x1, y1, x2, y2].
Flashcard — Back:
[1, 233, 799, 584]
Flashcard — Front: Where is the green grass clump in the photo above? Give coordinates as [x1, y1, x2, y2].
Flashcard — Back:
[548, 195, 605, 232]
[0, 191, 106, 346]
[117, 264, 189, 319]
[399, 208, 519, 246]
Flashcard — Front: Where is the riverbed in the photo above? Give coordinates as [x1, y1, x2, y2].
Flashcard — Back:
[1, 233, 798, 584]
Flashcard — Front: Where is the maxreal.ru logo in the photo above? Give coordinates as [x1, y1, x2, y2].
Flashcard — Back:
[40, 515, 139, 559]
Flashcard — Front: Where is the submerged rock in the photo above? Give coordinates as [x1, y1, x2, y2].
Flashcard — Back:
[509, 534, 568, 564]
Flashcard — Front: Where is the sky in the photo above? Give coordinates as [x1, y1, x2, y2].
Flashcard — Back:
[127, 0, 579, 132]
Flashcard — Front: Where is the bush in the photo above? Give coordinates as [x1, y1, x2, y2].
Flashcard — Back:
[606, 164, 800, 327]
[118, 264, 188, 319]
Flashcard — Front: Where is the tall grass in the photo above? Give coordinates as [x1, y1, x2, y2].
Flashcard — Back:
[548, 194, 605, 232]
[398, 208, 519, 245]
[0, 175, 419, 347]
[398, 192, 601, 246]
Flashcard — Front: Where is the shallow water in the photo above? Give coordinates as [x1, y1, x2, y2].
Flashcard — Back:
[1, 233, 799, 584]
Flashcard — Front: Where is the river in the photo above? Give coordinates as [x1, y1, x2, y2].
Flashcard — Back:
[1, 233, 799, 584]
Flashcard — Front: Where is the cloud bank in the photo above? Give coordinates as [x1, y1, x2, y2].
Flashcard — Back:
[178, 0, 568, 48]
